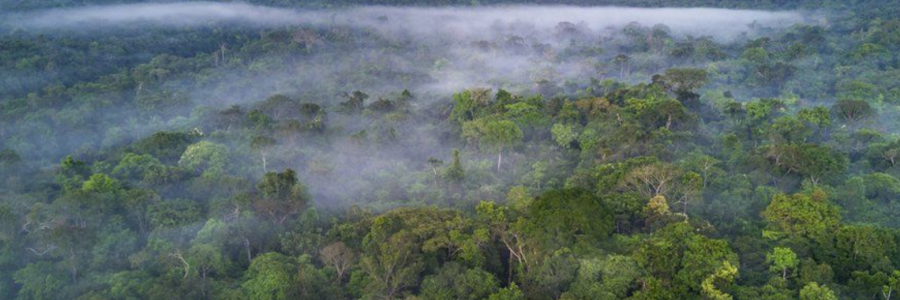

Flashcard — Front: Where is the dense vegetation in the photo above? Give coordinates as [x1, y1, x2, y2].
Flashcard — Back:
[3, 1, 900, 300]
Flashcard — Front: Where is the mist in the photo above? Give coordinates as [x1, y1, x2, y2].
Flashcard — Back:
[0, 2, 815, 209]
[7, 2, 807, 40]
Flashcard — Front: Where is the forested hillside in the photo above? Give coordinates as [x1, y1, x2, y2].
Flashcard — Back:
[2, 1, 900, 300]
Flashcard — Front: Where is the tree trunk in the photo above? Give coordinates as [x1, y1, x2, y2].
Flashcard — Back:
[497, 148, 503, 173]
[261, 151, 268, 173]
[431, 167, 438, 185]
[244, 237, 252, 262]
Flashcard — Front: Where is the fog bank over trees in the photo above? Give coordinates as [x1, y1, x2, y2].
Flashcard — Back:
[7, 3, 808, 41]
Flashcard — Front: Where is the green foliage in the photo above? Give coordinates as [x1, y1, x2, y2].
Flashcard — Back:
[255, 169, 310, 224]
[767, 247, 799, 279]
[701, 261, 738, 300]
[799, 282, 837, 300]
[134, 131, 198, 163]
[178, 141, 229, 175]
[82, 173, 121, 194]
[419, 263, 499, 300]
[525, 189, 615, 249]
[762, 192, 840, 239]
[661, 68, 708, 93]
[551, 123, 578, 149]
[242, 252, 296, 300]
[487, 283, 524, 300]
[12, 262, 65, 300]
[147, 199, 200, 229]
[112, 153, 163, 181]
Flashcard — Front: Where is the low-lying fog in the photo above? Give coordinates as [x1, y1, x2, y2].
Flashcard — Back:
[8, 2, 806, 40]
[3, 2, 811, 98]
[1, 2, 813, 207]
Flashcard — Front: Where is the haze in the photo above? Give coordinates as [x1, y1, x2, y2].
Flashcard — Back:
[7, 2, 806, 40]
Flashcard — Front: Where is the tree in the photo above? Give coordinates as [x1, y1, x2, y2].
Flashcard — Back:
[444, 149, 465, 184]
[862, 173, 900, 214]
[504, 102, 547, 135]
[112, 153, 163, 181]
[506, 186, 532, 212]
[450, 90, 481, 124]
[217, 105, 245, 131]
[250, 136, 275, 173]
[82, 173, 121, 195]
[360, 235, 420, 300]
[427, 157, 443, 185]
[12, 262, 66, 300]
[524, 189, 614, 250]
[255, 169, 310, 225]
[562, 255, 641, 300]
[148, 200, 201, 229]
[134, 131, 197, 163]
[418, 263, 499, 300]
[798, 106, 831, 140]
[677, 234, 739, 294]
[796, 145, 846, 186]
[242, 252, 295, 300]
[476, 201, 530, 283]
[638, 99, 694, 131]
[687, 154, 723, 191]
[256, 94, 299, 120]
[674, 171, 702, 214]
[762, 192, 840, 240]
[769, 116, 811, 144]
[644, 195, 679, 230]
[800, 282, 837, 300]
[185, 242, 229, 297]
[614, 54, 630, 77]
[58, 155, 91, 191]
[340, 91, 368, 113]
[744, 98, 784, 141]
[488, 283, 524, 300]
[645, 195, 671, 216]
[462, 119, 523, 173]
[552, 123, 578, 149]
[701, 261, 738, 300]
[833, 225, 895, 274]
[633, 222, 738, 297]
[248, 109, 273, 131]
[883, 271, 900, 300]
[620, 162, 680, 199]
[179, 141, 228, 175]
[832, 99, 874, 124]
[767, 247, 799, 280]
[662, 68, 708, 94]
[360, 208, 477, 299]
[320, 242, 355, 283]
